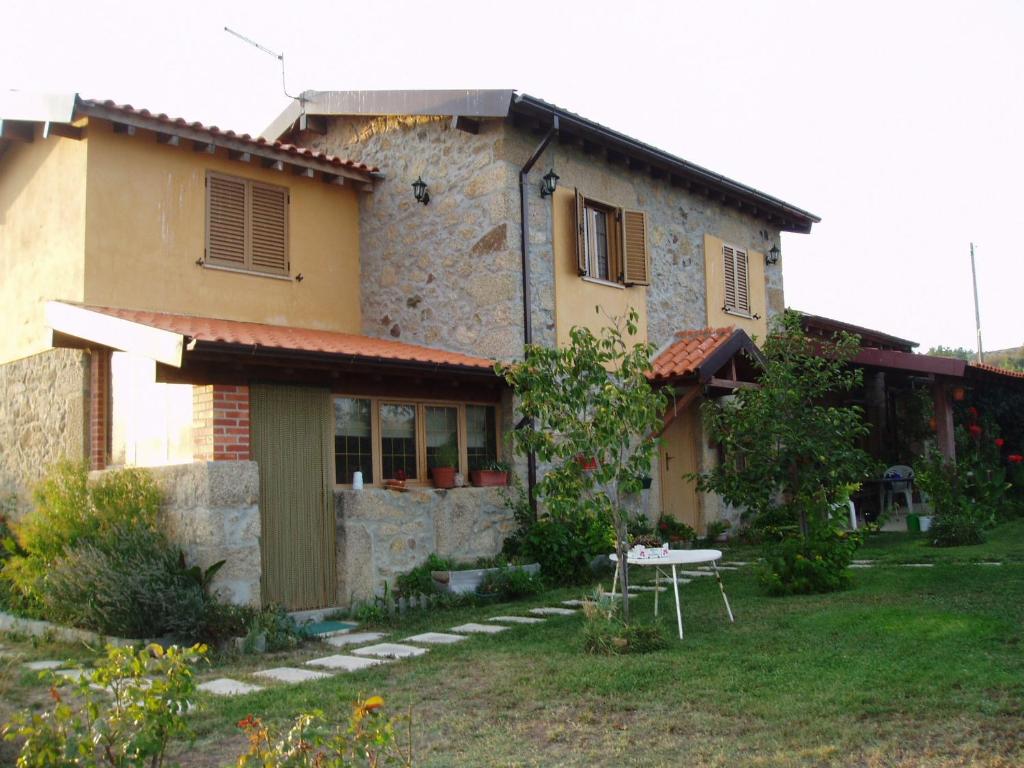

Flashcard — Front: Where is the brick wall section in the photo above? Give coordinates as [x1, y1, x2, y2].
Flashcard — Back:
[193, 385, 251, 462]
[89, 349, 110, 471]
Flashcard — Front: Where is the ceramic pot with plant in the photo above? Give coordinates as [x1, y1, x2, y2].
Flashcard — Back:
[430, 442, 459, 489]
[471, 459, 510, 487]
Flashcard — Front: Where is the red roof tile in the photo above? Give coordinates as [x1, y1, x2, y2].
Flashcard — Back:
[650, 327, 736, 382]
[86, 306, 495, 372]
[78, 98, 378, 175]
[968, 362, 1024, 380]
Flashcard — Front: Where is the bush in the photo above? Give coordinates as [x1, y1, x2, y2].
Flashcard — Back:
[581, 596, 666, 655]
[519, 515, 614, 585]
[760, 526, 861, 596]
[477, 566, 544, 600]
[930, 514, 985, 547]
[656, 515, 695, 546]
[394, 554, 452, 597]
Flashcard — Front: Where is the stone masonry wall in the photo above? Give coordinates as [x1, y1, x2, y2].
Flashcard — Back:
[0, 348, 90, 516]
[334, 486, 515, 606]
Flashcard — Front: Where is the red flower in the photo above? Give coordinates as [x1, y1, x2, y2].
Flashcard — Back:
[995, 438, 1005, 448]
[1009, 454, 1024, 464]
[968, 424, 982, 438]
[968, 406, 979, 419]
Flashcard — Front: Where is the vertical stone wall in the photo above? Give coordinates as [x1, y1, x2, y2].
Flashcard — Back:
[146, 461, 262, 607]
[0, 348, 90, 515]
[334, 487, 515, 606]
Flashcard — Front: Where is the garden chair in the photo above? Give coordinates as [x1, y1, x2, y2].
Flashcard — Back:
[883, 465, 914, 516]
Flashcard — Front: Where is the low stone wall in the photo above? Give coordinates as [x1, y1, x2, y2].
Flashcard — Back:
[0, 348, 90, 516]
[334, 487, 516, 606]
[145, 461, 262, 607]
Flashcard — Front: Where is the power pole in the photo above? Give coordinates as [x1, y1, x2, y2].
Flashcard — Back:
[970, 242, 984, 363]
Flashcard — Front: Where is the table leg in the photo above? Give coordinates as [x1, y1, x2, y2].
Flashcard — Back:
[610, 559, 619, 597]
[712, 560, 735, 623]
[654, 567, 659, 617]
[671, 564, 684, 640]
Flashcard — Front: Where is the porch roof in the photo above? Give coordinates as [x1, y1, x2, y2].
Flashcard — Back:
[45, 302, 498, 376]
[650, 327, 764, 385]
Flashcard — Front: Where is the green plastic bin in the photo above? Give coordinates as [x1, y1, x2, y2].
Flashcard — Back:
[906, 513, 921, 533]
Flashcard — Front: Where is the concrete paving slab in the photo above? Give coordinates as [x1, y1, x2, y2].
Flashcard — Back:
[978, 562, 1003, 566]
[324, 632, 387, 647]
[628, 586, 667, 592]
[450, 623, 509, 634]
[678, 571, 715, 578]
[529, 607, 577, 616]
[404, 632, 468, 645]
[24, 660, 63, 671]
[488, 615, 545, 624]
[351, 643, 428, 659]
[197, 678, 263, 696]
[850, 564, 874, 568]
[253, 667, 333, 684]
[561, 599, 587, 607]
[899, 563, 935, 568]
[306, 654, 388, 672]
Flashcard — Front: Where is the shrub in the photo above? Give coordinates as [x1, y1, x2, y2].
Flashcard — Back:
[477, 566, 544, 600]
[581, 596, 666, 655]
[520, 515, 614, 585]
[394, 554, 453, 597]
[656, 515, 695, 546]
[760, 526, 862, 596]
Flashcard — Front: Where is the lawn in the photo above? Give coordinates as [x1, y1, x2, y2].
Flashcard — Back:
[3, 521, 1024, 767]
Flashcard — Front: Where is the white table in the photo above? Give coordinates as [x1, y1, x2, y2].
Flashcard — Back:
[609, 549, 734, 639]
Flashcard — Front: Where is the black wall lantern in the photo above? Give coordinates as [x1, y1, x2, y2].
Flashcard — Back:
[540, 168, 559, 198]
[412, 176, 430, 205]
[766, 243, 781, 265]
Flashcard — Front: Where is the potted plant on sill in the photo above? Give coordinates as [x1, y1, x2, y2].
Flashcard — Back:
[470, 460, 510, 487]
[430, 442, 459, 489]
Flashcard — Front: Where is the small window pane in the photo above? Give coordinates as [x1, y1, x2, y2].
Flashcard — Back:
[425, 406, 459, 468]
[585, 205, 610, 281]
[466, 405, 497, 471]
[334, 398, 373, 484]
[380, 404, 417, 480]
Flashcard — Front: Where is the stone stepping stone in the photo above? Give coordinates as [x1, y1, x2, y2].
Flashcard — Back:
[489, 615, 545, 624]
[696, 565, 739, 571]
[529, 607, 576, 616]
[900, 563, 935, 568]
[450, 623, 508, 634]
[305, 654, 387, 672]
[679, 570, 715, 578]
[724, 561, 753, 566]
[852, 560, 875, 564]
[561, 599, 587, 607]
[198, 678, 263, 696]
[978, 562, 1003, 566]
[253, 667, 333, 684]
[351, 643, 427, 659]
[404, 632, 468, 645]
[629, 585, 667, 592]
[599, 592, 637, 599]
[24, 660, 63, 671]
[850, 564, 874, 569]
[324, 632, 387, 648]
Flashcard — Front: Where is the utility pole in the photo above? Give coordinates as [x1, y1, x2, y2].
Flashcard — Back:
[970, 242, 984, 363]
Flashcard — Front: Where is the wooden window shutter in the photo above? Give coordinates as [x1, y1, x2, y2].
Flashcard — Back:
[250, 182, 289, 274]
[723, 244, 737, 311]
[735, 247, 750, 314]
[621, 209, 650, 285]
[206, 174, 246, 268]
[574, 188, 587, 275]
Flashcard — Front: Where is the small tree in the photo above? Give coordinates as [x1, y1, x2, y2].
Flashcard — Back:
[697, 311, 874, 593]
[497, 309, 667, 620]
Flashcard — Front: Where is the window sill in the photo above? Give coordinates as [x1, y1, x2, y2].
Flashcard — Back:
[723, 308, 754, 320]
[201, 262, 293, 282]
[582, 276, 625, 290]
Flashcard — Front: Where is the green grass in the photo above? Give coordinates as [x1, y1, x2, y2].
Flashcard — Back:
[4, 521, 1024, 766]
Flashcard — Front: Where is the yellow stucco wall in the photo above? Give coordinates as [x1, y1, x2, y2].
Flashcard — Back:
[551, 187, 647, 347]
[0, 130, 88, 362]
[703, 233, 768, 340]
[82, 121, 362, 332]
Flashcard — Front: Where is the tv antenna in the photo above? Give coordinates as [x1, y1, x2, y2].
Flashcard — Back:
[224, 26, 306, 107]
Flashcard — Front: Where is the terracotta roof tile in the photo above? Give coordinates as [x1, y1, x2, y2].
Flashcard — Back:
[79, 99, 378, 175]
[86, 306, 495, 372]
[650, 327, 736, 382]
[968, 362, 1024, 380]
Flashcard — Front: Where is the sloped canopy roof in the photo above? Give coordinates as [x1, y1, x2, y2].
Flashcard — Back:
[650, 327, 764, 385]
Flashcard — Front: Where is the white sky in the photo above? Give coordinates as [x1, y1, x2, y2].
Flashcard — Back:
[3, 0, 1021, 352]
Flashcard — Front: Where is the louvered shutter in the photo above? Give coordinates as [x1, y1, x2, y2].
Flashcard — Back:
[723, 244, 737, 311]
[735, 247, 750, 314]
[621, 209, 650, 285]
[207, 174, 246, 267]
[250, 183, 289, 274]
[574, 188, 587, 275]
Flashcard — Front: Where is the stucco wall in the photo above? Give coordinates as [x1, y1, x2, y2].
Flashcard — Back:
[0, 349, 90, 515]
[334, 486, 515, 605]
[81, 121, 362, 334]
[0, 132, 87, 363]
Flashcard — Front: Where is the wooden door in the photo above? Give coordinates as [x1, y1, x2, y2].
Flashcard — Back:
[660, 402, 703, 532]
[250, 383, 336, 610]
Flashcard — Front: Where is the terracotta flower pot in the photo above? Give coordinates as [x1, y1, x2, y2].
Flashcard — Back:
[431, 466, 457, 489]
[470, 469, 509, 487]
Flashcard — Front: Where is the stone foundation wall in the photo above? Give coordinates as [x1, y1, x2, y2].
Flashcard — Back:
[0, 348, 90, 516]
[334, 486, 515, 605]
[145, 461, 262, 607]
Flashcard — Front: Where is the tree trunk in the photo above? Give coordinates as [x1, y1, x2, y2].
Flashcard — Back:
[615, 517, 630, 623]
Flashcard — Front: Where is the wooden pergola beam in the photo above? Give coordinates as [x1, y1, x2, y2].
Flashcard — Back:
[0, 120, 34, 142]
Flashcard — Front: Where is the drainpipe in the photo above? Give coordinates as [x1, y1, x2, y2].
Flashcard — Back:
[518, 114, 559, 511]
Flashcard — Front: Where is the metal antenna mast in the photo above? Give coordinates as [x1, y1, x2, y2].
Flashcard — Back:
[224, 27, 305, 106]
[970, 242, 984, 363]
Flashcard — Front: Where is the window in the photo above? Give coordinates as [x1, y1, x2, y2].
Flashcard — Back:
[331, 398, 500, 486]
[574, 189, 649, 286]
[206, 171, 289, 276]
[722, 243, 751, 316]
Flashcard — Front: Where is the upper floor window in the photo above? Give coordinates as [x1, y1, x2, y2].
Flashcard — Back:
[722, 243, 751, 317]
[574, 190, 649, 286]
[205, 171, 289, 276]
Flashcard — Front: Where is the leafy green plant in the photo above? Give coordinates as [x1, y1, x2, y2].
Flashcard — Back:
[698, 519, 731, 547]
[2, 642, 204, 767]
[246, 606, 308, 652]
[760, 527, 862, 595]
[655, 515, 695, 545]
[580, 592, 666, 655]
[627, 513, 655, 538]
[476, 566, 544, 600]
[430, 441, 459, 469]
[394, 554, 453, 597]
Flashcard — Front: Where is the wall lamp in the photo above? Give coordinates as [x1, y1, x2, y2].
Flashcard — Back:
[540, 168, 560, 198]
[766, 243, 781, 265]
[411, 176, 430, 205]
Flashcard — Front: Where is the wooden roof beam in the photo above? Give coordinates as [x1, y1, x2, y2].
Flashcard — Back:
[192, 140, 216, 155]
[43, 122, 83, 140]
[156, 132, 180, 146]
[228, 149, 251, 163]
[112, 122, 136, 136]
[0, 120, 34, 142]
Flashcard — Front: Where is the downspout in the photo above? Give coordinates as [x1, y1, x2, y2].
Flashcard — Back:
[518, 114, 559, 511]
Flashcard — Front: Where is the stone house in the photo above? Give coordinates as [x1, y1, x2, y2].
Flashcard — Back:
[262, 90, 819, 534]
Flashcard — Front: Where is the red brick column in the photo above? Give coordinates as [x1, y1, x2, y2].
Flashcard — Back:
[89, 349, 111, 470]
[193, 384, 251, 461]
